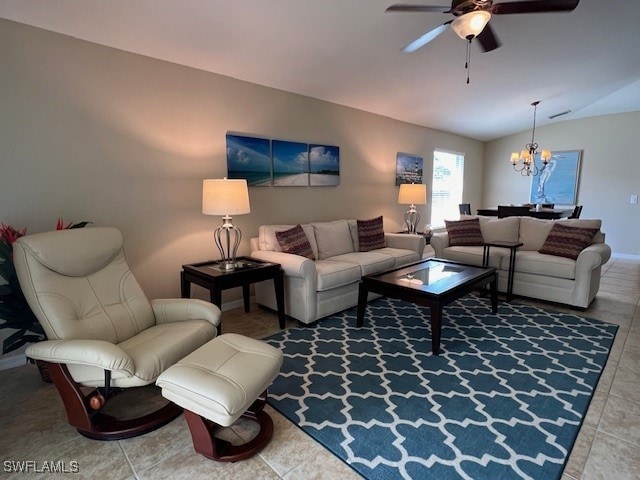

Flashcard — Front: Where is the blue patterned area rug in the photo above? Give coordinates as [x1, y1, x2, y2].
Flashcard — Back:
[265, 295, 618, 480]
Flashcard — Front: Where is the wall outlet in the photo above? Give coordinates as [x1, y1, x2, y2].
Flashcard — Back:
[631, 195, 638, 204]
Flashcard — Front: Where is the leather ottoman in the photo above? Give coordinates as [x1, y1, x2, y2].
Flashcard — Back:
[156, 333, 283, 461]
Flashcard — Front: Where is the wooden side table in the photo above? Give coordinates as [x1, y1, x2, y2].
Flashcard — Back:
[482, 241, 523, 302]
[181, 257, 285, 333]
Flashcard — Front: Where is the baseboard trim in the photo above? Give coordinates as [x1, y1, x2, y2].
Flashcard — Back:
[221, 296, 254, 312]
[611, 253, 640, 260]
[0, 353, 28, 371]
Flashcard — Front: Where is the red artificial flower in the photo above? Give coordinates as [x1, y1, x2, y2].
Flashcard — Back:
[0, 223, 27, 245]
[56, 217, 73, 230]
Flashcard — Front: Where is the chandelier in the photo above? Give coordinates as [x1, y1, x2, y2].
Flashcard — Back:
[510, 101, 551, 176]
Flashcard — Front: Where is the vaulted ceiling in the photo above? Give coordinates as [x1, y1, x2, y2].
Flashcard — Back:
[2, 0, 639, 141]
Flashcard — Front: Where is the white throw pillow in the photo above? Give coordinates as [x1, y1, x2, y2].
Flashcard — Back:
[312, 220, 354, 259]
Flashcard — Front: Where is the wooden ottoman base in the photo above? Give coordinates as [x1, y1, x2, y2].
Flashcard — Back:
[183, 391, 273, 462]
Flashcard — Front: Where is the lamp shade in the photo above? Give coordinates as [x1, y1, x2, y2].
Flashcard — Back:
[202, 178, 251, 215]
[398, 183, 427, 205]
[451, 11, 491, 40]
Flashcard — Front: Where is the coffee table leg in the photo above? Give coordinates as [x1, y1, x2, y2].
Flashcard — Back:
[430, 306, 442, 355]
[356, 283, 368, 327]
[274, 270, 286, 329]
[490, 276, 498, 314]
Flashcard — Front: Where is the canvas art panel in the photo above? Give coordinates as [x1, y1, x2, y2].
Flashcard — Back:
[309, 144, 340, 186]
[272, 140, 309, 187]
[529, 150, 582, 205]
[226, 134, 272, 186]
[396, 152, 423, 185]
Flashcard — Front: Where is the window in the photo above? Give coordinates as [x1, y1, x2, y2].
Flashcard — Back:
[430, 150, 465, 228]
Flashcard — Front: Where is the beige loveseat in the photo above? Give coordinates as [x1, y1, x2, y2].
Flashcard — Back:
[430, 216, 611, 309]
[250, 219, 426, 324]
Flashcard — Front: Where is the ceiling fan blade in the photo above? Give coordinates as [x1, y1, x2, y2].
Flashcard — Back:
[401, 21, 452, 53]
[476, 22, 501, 52]
[386, 4, 451, 13]
[492, 0, 579, 15]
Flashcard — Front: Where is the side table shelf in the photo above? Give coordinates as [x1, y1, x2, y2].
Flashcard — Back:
[181, 257, 286, 333]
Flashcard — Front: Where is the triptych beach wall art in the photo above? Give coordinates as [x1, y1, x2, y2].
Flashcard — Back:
[226, 134, 339, 187]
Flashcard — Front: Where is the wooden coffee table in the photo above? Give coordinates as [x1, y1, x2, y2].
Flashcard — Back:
[356, 259, 497, 355]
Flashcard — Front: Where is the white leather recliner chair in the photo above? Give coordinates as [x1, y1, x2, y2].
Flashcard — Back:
[13, 227, 221, 440]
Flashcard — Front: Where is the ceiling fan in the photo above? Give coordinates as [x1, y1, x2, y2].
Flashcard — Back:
[387, 0, 580, 53]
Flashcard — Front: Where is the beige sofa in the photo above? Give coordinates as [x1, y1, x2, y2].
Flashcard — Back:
[250, 219, 426, 324]
[430, 215, 611, 309]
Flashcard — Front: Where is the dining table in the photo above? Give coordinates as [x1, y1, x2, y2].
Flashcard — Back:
[475, 207, 574, 220]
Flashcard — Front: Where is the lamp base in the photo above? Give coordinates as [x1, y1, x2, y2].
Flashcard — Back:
[404, 206, 421, 235]
[213, 217, 242, 271]
[217, 260, 239, 271]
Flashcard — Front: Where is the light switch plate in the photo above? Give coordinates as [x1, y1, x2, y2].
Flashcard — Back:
[631, 195, 638, 204]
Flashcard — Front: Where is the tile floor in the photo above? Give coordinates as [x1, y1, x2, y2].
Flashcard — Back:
[1, 257, 639, 479]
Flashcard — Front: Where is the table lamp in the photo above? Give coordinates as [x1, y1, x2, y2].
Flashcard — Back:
[398, 183, 427, 234]
[202, 178, 251, 270]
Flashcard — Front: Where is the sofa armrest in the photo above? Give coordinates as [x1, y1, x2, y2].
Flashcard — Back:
[384, 233, 426, 254]
[576, 243, 612, 272]
[430, 232, 450, 258]
[151, 299, 221, 327]
[250, 250, 316, 279]
[25, 340, 135, 375]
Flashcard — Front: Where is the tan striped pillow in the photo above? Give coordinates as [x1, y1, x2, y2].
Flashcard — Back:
[445, 218, 484, 246]
[275, 224, 315, 260]
[539, 223, 598, 260]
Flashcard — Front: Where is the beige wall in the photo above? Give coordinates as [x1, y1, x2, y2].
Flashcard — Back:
[483, 111, 640, 256]
[0, 19, 484, 305]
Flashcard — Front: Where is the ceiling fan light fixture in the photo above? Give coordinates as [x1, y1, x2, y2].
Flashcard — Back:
[451, 10, 491, 40]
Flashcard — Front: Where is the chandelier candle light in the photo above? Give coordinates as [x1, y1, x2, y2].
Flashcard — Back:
[398, 183, 427, 234]
[202, 178, 251, 270]
[511, 101, 552, 176]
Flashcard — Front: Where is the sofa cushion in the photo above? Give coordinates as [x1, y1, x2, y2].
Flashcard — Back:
[539, 223, 599, 260]
[376, 247, 421, 267]
[357, 216, 386, 252]
[519, 217, 554, 251]
[313, 220, 354, 260]
[275, 225, 315, 260]
[442, 246, 506, 269]
[259, 224, 319, 259]
[315, 260, 362, 292]
[445, 218, 484, 246]
[515, 251, 576, 280]
[479, 216, 520, 243]
[327, 251, 395, 276]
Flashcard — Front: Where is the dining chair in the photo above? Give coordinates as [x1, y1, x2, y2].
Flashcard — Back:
[569, 205, 583, 218]
[497, 205, 531, 218]
[458, 203, 471, 215]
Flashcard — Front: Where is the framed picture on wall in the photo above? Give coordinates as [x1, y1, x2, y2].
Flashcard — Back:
[309, 144, 340, 186]
[226, 134, 272, 186]
[529, 150, 582, 205]
[396, 152, 423, 185]
[272, 140, 309, 186]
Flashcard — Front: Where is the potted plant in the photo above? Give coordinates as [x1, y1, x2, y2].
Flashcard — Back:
[0, 219, 90, 380]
